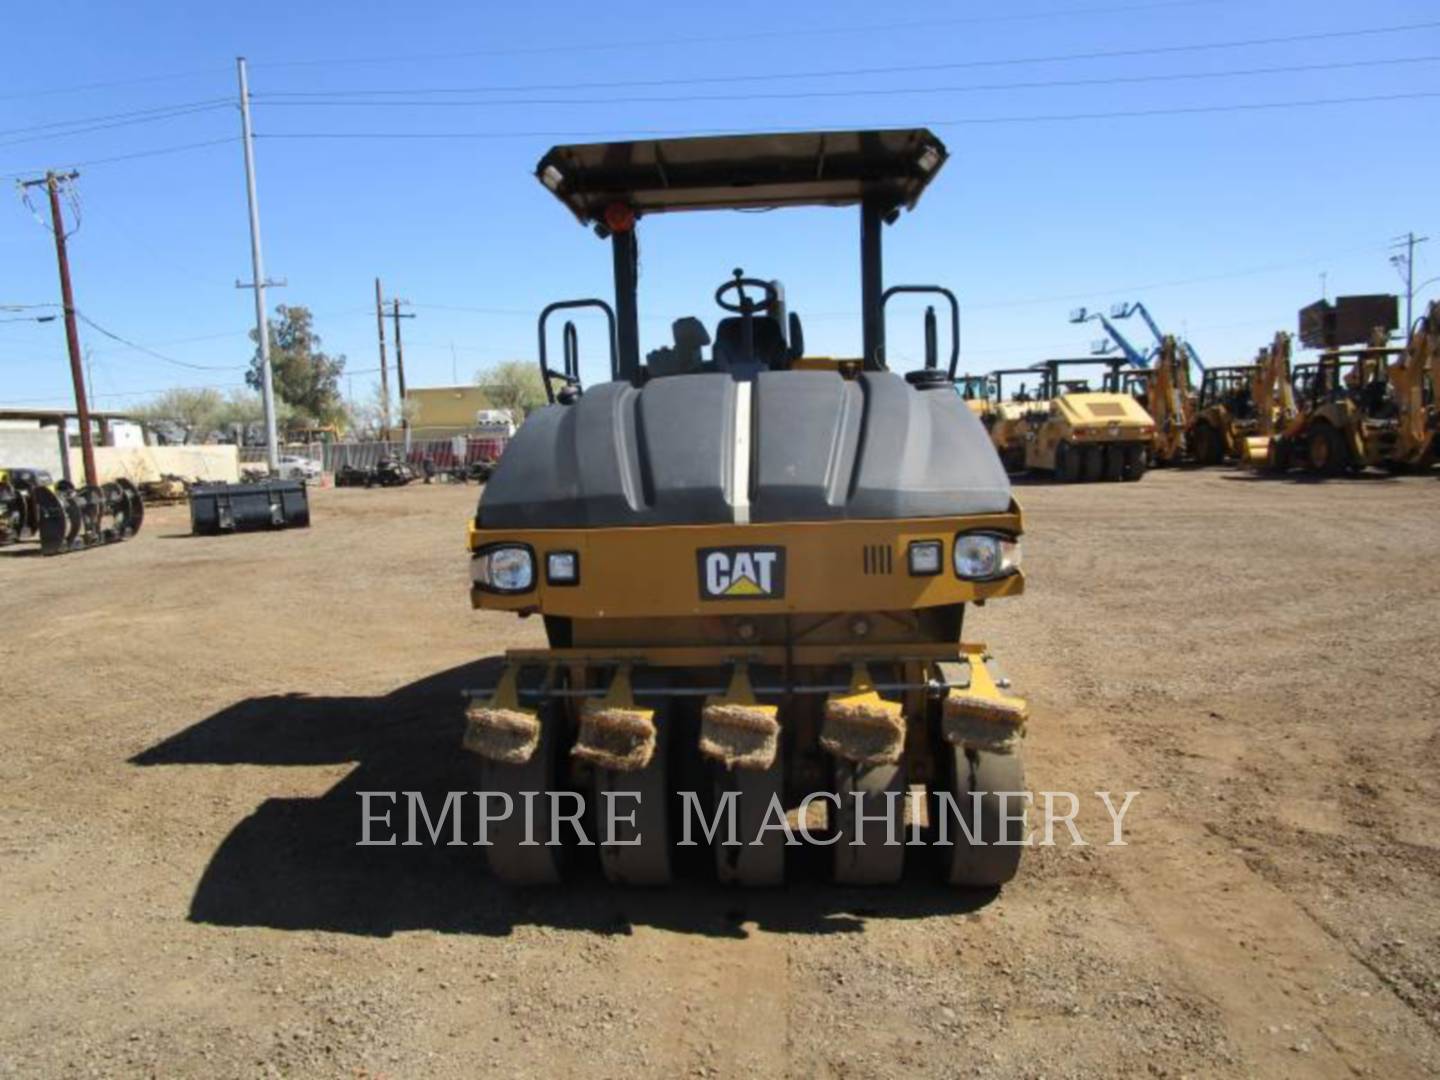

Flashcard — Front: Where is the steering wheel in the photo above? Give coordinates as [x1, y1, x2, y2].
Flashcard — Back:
[714, 268, 778, 314]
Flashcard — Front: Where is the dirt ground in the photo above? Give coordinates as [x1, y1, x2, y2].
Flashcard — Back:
[1, 470, 1438, 1079]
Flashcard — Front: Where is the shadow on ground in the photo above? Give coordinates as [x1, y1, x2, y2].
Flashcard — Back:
[134, 658, 994, 939]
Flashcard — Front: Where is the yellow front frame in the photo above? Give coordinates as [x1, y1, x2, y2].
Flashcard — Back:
[468, 505, 1025, 619]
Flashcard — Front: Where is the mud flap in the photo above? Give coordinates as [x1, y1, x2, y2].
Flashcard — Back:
[942, 652, 1028, 754]
[572, 665, 657, 772]
[821, 663, 906, 766]
[700, 663, 780, 770]
[463, 665, 542, 764]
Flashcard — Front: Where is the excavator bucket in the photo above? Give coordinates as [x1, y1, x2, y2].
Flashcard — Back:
[189, 479, 310, 535]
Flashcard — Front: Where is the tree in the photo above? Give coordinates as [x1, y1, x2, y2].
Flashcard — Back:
[134, 387, 225, 444]
[475, 359, 547, 421]
[217, 388, 264, 429]
[247, 304, 346, 425]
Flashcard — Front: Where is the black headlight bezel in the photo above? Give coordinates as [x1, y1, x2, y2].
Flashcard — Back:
[472, 541, 537, 595]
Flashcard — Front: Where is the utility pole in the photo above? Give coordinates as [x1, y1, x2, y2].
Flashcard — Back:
[235, 56, 280, 473]
[391, 298, 415, 446]
[1391, 231, 1429, 334]
[20, 170, 96, 487]
[374, 278, 391, 439]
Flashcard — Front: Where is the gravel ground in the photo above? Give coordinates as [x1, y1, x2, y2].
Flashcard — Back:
[1, 470, 1437, 1078]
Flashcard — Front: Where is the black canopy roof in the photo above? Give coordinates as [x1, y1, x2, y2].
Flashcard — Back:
[536, 128, 948, 225]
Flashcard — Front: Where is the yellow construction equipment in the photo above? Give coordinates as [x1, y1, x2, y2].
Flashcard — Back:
[968, 368, 1046, 472]
[462, 129, 1032, 888]
[1100, 335, 1195, 466]
[1249, 320, 1433, 476]
[1017, 359, 1154, 482]
[1240, 332, 1298, 467]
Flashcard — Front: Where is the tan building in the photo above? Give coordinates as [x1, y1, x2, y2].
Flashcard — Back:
[404, 385, 495, 438]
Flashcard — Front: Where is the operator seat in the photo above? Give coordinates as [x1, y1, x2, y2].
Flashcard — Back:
[712, 315, 790, 376]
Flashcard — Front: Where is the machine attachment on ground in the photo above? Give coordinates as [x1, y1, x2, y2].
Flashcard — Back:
[0, 467, 145, 556]
[189, 479, 311, 535]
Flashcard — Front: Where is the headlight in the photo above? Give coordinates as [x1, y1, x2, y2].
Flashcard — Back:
[907, 540, 943, 576]
[546, 550, 579, 585]
[953, 533, 1021, 580]
[473, 544, 534, 593]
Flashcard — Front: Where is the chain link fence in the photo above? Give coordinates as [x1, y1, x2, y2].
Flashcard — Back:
[238, 434, 509, 475]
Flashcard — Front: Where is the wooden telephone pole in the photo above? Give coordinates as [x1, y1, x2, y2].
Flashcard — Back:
[21, 170, 96, 487]
[373, 278, 391, 438]
[391, 298, 415, 442]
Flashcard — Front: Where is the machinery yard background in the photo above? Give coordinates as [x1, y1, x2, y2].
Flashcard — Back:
[2, 475, 1436, 1078]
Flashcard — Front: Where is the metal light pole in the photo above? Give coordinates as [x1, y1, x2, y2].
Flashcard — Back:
[236, 57, 279, 473]
[1391, 231, 1429, 334]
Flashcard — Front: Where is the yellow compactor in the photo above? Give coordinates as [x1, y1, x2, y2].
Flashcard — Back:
[1017, 359, 1154, 481]
[461, 129, 1033, 888]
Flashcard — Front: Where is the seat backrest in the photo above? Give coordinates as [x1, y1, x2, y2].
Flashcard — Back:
[712, 315, 789, 373]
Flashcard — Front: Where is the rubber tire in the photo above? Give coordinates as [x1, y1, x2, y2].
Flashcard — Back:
[934, 747, 1027, 888]
[713, 742, 786, 888]
[833, 758, 907, 885]
[1121, 445, 1146, 482]
[1306, 423, 1346, 478]
[1102, 445, 1125, 482]
[1192, 423, 1222, 467]
[1081, 445, 1104, 483]
[594, 701, 673, 886]
[476, 702, 566, 886]
[1056, 442, 1081, 483]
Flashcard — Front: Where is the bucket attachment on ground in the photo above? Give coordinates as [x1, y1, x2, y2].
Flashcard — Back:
[821, 663, 906, 766]
[700, 663, 780, 770]
[34, 479, 144, 556]
[463, 665, 542, 764]
[1240, 435, 1276, 469]
[572, 665, 657, 772]
[942, 653, 1028, 753]
[189, 480, 310, 535]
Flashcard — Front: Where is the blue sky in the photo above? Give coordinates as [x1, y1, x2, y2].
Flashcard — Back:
[1, 0, 1435, 410]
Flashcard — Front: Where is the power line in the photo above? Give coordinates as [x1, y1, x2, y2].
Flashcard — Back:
[0, 103, 231, 150]
[252, 55, 1440, 111]
[0, 137, 238, 180]
[0, 98, 231, 140]
[254, 19, 1440, 96]
[249, 0, 1224, 69]
[0, 67, 228, 103]
[253, 89, 1440, 142]
[74, 312, 242, 371]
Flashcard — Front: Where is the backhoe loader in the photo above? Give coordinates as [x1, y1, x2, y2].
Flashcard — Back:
[461, 129, 1032, 889]
[1100, 335, 1194, 465]
[1255, 312, 1437, 475]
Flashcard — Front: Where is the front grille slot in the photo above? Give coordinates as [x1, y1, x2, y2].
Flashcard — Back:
[862, 544, 894, 575]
